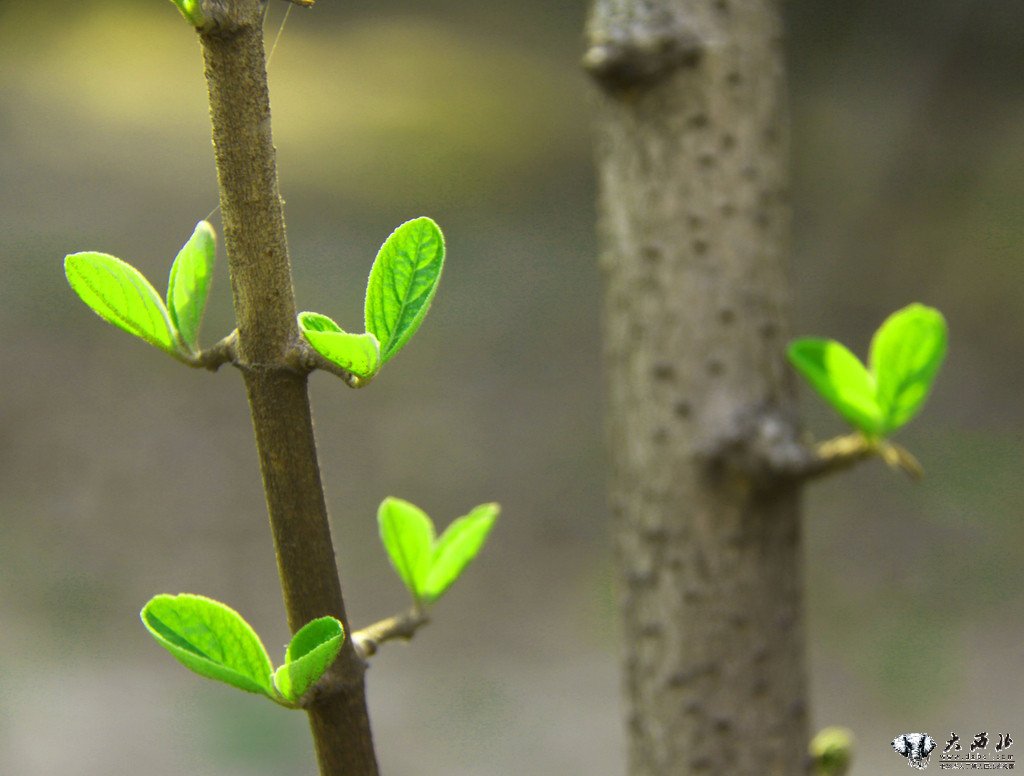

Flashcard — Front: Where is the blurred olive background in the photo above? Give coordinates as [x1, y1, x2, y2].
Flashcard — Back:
[0, 1, 1020, 774]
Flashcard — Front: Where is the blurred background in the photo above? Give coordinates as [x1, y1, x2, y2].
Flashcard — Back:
[0, 1, 1020, 773]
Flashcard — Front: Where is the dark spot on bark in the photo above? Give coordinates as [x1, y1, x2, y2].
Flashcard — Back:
[683, 699, 703, 716]
[755, 209, 771, 229]
[698, 152, 717, 169]
[721, 132, 736, 151]
[674, 400, 692, 418]
[741, 164, 758, 181]
[652, 427, 669, 444]
[688, 112, 709, 129]
[669, 670, 689, 688]
[713, 717, 732, 734]
[790, 699, 808, 721]
[752, 676, 768, 696]
[718, 307, 735, 325]
[628, 711, 644, 734]
[642, 244, 662, 262]
[760, 320, 778, 339]
[684, 586, 702, 602]
[652, 361, 675, 381]
[642, 525, 668, 542]
[714, 0, 730, 14]
[729, 613, 750, 630]
[690, 757, 713, 772]
[692, 238, 709, 256]
[753, 645, 769, 664]
[726, 70, 742, 87]
[763, 125, 779, 145]
[707, 358, 724, 376]
[640, 621, 662, 638]
[720, 201, 737, 218]
[687, 213, 704, 230]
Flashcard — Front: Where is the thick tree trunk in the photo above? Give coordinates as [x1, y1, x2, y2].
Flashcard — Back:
[586, 2, 809, 774]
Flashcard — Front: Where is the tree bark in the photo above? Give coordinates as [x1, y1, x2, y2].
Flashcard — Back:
[586, 2, 809, 774]
[197, 3, 380, 773]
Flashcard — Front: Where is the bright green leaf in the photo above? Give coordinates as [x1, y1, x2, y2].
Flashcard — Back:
[65, 252, 183, 357]
[377, 497, 436, 600]
[788, 338, 884, 436]
[169, 0, 205, 26]
[273, 616, 345, 703]
[140, 594, 274, 698]
[167, 221, 216, 353]
[869, 304, 947, 434]
[298, 311, 381, 379]
[298, 311, 343, 334]
[364, 217, 445, 364]
[421, 503, 499, 604]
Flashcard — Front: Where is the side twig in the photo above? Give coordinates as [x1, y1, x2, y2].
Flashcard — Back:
[191, 329, 239, 371]
[352, 608, 431, 660]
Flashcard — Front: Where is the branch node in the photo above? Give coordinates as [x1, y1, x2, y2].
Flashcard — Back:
[584, 21, 704, 93]
[698, 405, 886, 486]
[190, 329, 240, 371]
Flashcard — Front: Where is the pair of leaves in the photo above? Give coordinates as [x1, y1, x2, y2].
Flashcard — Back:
[299, 217, 444, 383]
[788, 303, 947, 438]
[378, 498, 498, 606]
[141, 594, 344, 706]
[65, 221, 215, 361]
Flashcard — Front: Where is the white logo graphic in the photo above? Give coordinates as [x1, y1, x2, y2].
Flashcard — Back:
[892, 733, 937, 769]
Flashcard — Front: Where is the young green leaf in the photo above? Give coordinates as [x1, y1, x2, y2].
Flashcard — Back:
[869, 303, 947, 434]
[298, 311, 381, 379]
[364, 217, 445, 364]
[272, 616, 345, 703]
[298, 311, 343, 334]
[167, 221, 216, 354]
[788, 338, 884, 436]
[169, 0, 205, 26]
[65, 252, 183, 358]
[421, 503, 499, 604]
[141, 594, 274, 698]
[377, 497, 436, 601]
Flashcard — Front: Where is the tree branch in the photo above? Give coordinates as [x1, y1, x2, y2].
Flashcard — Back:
[701, 407, 922, 484]
[196, 3, 379, 774]
[351, 608, 430, 660]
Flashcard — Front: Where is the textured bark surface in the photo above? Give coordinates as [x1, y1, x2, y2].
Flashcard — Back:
[199, 6, 380, 774]
[587, 1, 809, 774]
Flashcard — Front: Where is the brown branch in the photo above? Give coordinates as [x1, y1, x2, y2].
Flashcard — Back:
[196, 3, 379, 774]
[351, 608, 430, 660]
